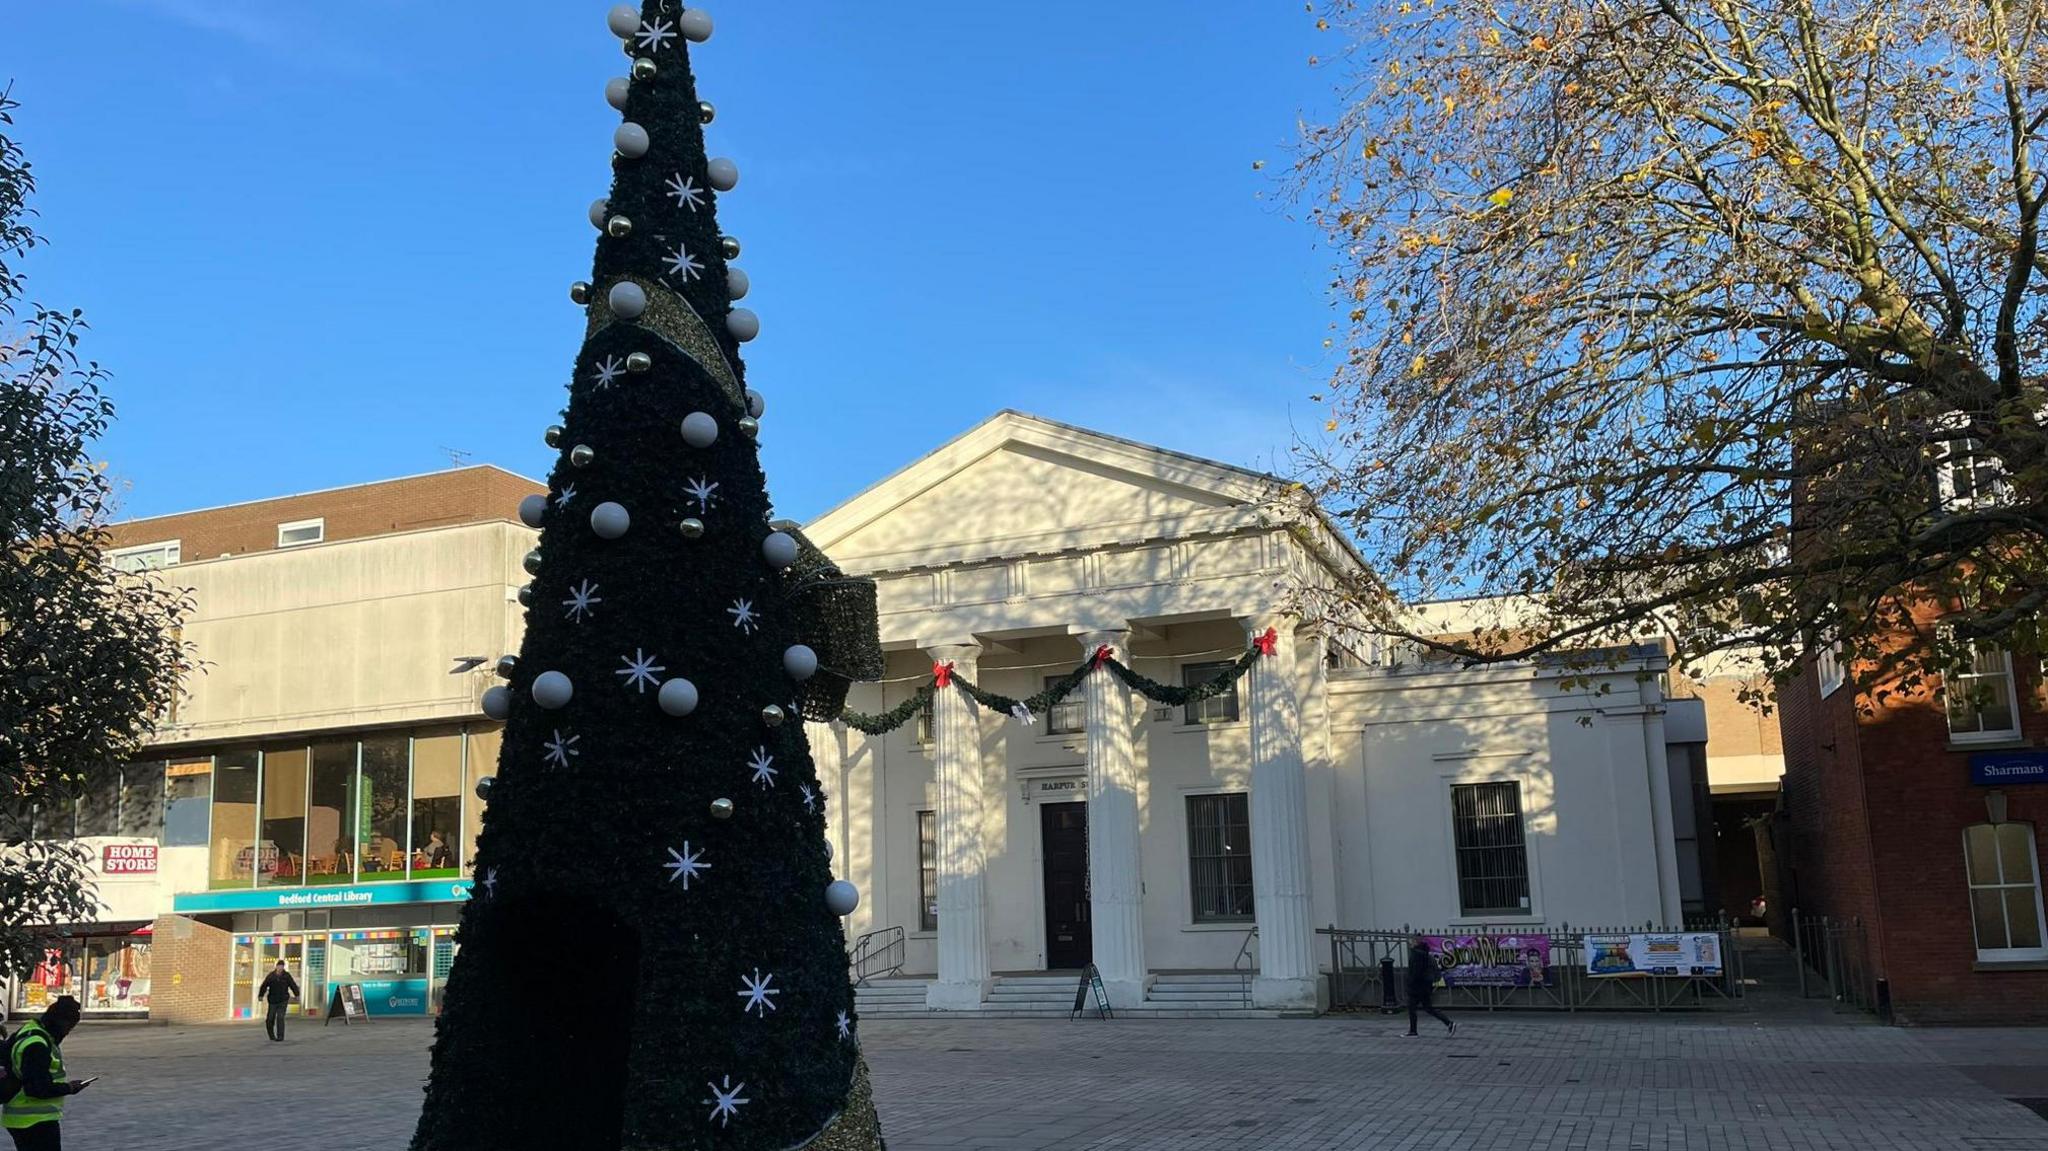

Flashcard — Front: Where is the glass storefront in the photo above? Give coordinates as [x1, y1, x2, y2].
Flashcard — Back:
[228, 912, 461, 1020]
[10, 934, 152, 1017]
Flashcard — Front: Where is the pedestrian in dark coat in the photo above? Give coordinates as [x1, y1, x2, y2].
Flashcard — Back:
[256, 961, 299, 1042]
[1405, 934, 1456, 1037]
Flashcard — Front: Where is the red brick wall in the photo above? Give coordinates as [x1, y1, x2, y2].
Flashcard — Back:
[107, 466, 544, 561]
[149, 915, 232, 1024]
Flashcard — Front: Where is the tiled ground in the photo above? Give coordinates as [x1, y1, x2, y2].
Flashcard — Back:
[44, 1011, 2048, 1150]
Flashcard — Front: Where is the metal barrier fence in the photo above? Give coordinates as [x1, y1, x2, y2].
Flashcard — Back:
[849, 926, 905, 986]
[1788, 909, 1880, 1015]
[1320, 921, 1744, 1013]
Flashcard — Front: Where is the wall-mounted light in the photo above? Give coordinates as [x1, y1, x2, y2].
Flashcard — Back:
[1986, 789, 2009, 824]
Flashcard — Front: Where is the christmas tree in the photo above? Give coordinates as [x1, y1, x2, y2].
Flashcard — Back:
[411, 5, 885, 1148]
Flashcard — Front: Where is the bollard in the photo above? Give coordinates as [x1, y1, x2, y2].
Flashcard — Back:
[1379, 955, 1399, 1014]
[1792, 907, 1807, 998]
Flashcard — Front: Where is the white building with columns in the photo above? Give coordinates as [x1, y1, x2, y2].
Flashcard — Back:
[806, 413, 1701, 1012]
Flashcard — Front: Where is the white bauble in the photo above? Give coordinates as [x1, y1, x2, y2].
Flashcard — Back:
[609, 280, 648, 319]
[588, 198, 610, 229]
[657, 678, 700, 717]
[745, 388, 765, 418]
[680, 8, 713, 41]
[726, 308, 759, 342]
[607, 4, 641, 37]
[762, 531, 798, 570]
[605, 77, 631, 111]
[532, 670, 574, 710]
[726, 266, 750, 300]
[706, 157, 739, 191]
[783, 644, 818, 681]
[614, 122, 650, 159]
[680, 411, 719, 448]
[517, 494, 548, 528]
[824, 880, 861, 917]
[590, 501, 631, 540]
[481, 685, 512, 720]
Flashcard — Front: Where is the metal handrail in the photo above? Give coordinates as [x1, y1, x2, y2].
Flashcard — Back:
[849, 926, 905, 986]
[1232, 926, 1259, 1006]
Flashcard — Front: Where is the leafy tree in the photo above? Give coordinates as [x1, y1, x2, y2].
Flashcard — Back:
[0, 85, 191, 979]
[1292, 0, 2048, 700]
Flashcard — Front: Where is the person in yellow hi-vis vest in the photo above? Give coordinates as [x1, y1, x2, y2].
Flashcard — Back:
[4, 996, 88, 1151]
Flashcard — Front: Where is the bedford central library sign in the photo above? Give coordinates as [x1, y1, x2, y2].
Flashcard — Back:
[172, 879, 474, 915]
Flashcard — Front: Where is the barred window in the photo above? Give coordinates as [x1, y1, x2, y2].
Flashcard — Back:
[1187, 793, 1254, 923]
[917, 810, 938, 932]
[1181, 662, 1241, 726]
[1451, 782, 1531, 916]
[1044, 676, 1085, 735]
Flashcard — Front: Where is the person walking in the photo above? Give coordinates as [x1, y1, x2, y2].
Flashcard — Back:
[1405, 934, 1457, 1037]
[257, 960, 300, 1042]
[4, 995, 90, 1151]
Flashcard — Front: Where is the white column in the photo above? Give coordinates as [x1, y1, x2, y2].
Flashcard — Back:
[925, 642, 991, 1010]
[1245, 616, 1318, 1009]
[1079, 628, 1149, 1008]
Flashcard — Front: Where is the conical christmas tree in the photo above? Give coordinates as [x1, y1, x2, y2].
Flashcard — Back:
[411, 5, 885, 1148]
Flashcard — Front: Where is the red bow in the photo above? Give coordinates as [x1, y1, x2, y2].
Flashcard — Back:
[1090, 644, 1114, 668]
[932, 661, 955, 688]
[1253, 627, 1278, 657]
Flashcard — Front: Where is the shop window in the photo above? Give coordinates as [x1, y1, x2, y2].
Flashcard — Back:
[464, 726, 503, 875]
[357, 735, 411, 882]
[1044, 676, 1085, 736]
[918, 810, 937, 931]
[1182, 661, 1241, 726]
[1186, 793, 1254, 923]
[260, 745, 309, 887]
[163, 759, 211, 847]
[1944, 639, 2022, 743]
[209, 749, 260, 888]
[307, 741, 358, 884]
[411, 730, 464, 878]
[74, 764, 123, 837]
[119, 761, 166, 840]
[1965, 822, 2046, 961]
[79, 937, 150, 1012]
[1451, 781, 1531, 916]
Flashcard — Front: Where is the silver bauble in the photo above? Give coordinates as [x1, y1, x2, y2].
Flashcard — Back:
[614, 122, 650, 159]
[699, 100, 717, 124]
[726, 307, 760, 342]
[726, 266, 750, 300]
[746, 388, 765, 418]
[720, 234, 742, 259]
[658, 677, 700, 717]
[680, 8, 713, 41]
[590, 501, 631, 540]
[783, 644, 819, 681]
[824, 880, 861, 917]
[481, 685, 512, 720]
[522, 549, 544, 575]
[589, 198, 610, 229]
[518, 494, 547, 528]
[626, 351, 653, 373]
[710, 797, 735, 820]
[679, 517, 706, 539]
[570, 280, 592, 304]
[737, 416, 760, 439]
[495, 655, 519, 679]
[761, 703, 787, 727]
[531, 670, 574, 710]
[570, 444, 597, 467]
[545, 424, 565, 447]
[632, 56, 657, 81]
[606, 4, 640, 37]
[607, 214, 634, 238]
[608, 280, 648, 319]
[762, 531, 799, 570]
[707, 157, 739, 191]
[474, 775, 496, 802]
[605, 77, 631, 111]
[680, 411, 719, 448]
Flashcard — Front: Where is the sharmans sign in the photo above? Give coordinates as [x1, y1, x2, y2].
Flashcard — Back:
[1970, 751, 2048, 786]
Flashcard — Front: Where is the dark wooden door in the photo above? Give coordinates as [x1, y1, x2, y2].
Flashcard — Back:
[1041, 802, 1091, 970]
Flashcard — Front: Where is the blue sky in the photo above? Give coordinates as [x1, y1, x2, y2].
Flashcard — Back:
[8, 0, 1338, 523]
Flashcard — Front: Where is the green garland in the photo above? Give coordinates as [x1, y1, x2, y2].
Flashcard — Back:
[829, 644, 1266, 735]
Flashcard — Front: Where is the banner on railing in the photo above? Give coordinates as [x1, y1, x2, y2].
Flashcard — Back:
[1425, 933, 1550, 987]
[1584, 932, 1723, 978]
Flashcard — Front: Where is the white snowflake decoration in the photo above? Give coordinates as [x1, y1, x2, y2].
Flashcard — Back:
[704, 1076, 748, 1128]
[799, 784, 817, 813]
[665, 173, 705, 212]
[747, 747, 778, 788]
[665, 842, 710, 889]
[562, 579, 603, 622]
[542, 729, 581, 768]
[615, 648, 666, 693]
[481, 867, 499, 898]
[664, 241, 705, 283]
[554, 483, 578, 509]
[686, 476, 720, 513]
[1010, 702, 1036, 726]
[737, 968, 780, 1017]
[836, 1010, 852, 1041]
[636, 17, 677, 51]
[727, 598, 759, 634]
[590, 354, 626, 390]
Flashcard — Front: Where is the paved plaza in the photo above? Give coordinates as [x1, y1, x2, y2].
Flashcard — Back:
[48, 1011, 2048, 1150]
